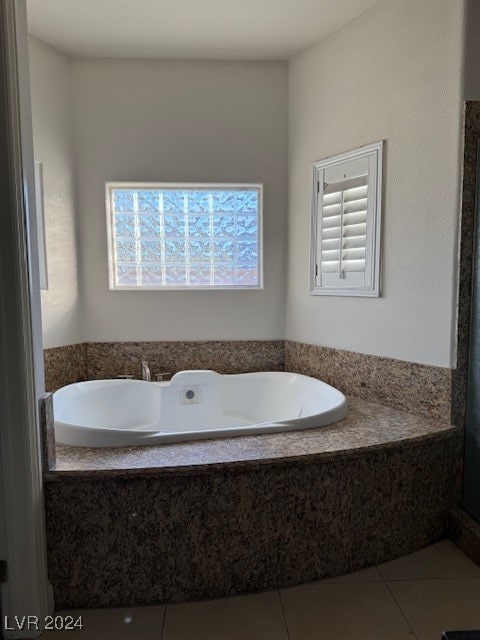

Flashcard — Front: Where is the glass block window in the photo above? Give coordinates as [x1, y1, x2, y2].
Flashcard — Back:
[106, 183, 263, 290]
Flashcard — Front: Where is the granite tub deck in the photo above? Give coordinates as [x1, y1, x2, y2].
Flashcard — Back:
[44, 397, 459, 609]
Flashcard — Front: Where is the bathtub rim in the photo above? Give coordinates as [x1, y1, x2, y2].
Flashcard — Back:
[52, 370, 348, 448]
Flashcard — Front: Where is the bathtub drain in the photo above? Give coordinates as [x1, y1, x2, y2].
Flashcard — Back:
[180, 385, 202, 404]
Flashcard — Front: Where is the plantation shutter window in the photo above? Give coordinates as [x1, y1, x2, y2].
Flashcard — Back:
[311, 142, 383, 297]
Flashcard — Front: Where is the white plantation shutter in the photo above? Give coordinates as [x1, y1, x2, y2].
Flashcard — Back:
[320, 175, 368, 276]
[311, 142, 383, 296]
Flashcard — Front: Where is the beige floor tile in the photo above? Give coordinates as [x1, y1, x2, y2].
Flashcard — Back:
[281, 581, 415, 640]
[379, 540, 480, 581]
[162, 591, 288, 640]
[39, 606, 165, 639]
[389, 578, 480, 640]
[322, 566, 383, 583]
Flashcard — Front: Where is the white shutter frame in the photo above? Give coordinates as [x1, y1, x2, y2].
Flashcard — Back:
[310, 141, 383, 297]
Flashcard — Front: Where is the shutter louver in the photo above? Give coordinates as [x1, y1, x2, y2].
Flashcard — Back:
[320, 175, 368, 277]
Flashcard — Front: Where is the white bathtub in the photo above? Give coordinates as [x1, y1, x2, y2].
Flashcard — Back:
[53, 370, 347, 448]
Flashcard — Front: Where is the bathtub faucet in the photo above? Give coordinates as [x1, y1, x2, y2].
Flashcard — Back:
[141, 361, 151, 382]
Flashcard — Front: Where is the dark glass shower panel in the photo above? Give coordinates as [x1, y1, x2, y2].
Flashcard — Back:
[464, 144, 480, 524]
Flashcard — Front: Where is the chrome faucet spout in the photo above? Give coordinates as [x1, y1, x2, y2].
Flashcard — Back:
[141, 361, 151, 382]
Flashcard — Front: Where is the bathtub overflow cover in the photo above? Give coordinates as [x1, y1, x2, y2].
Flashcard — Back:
[185, 390, 195, 400]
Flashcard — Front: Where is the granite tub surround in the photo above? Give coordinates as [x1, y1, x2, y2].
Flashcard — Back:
[285, 340, 452, 423]
[44, 340, 285, 388]
[44, 339, 452, 421]
[47, 397, 455, 476]
[448, 507, 480, 568]
[43, 339, 285, 391]
[85, 340, 285, 380]
[44, 425, 457, 609]
[39, 393, 56, 471]
[42, 340, 460, 607]
[44, 343, 87, 392]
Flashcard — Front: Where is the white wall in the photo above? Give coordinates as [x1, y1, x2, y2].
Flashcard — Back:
[31, 0, 468, 362]
[29, 36, 82, 348]
[286, 0, 464, 367]
[71, 59, 288, 342]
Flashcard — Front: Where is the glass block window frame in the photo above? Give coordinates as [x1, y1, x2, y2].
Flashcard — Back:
[105, 182, 263, 290]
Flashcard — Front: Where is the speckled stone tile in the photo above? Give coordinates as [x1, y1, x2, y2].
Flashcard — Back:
[44, 343, 87, 392]
[45, 459, 355, 609]
[351, 437, 456, 569]
[409, 440, 457, 544]
[46, 397, 456, 477]
[39, 393, 55, 471]
[285, 340, 452, 423]
[85, 340, 285, 381]
[44, 429, 457, 609]
[453, 102, 480, 429]
[45, 339, 454, 423]
[44, 340, 284, 392]
[447, 507, 480, 568]
[452, 430, 465, 503]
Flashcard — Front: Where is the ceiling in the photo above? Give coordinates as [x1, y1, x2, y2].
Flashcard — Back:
[26, 0, 378, 60]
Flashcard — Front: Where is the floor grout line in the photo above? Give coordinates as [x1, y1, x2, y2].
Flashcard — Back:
[320, 580, 384, 584]
[377, 565, 387, 582]
[277, 590, 292, 640]
[159, 604, 167, 640]
[384, 575, 480, 582]
[383, 578, 420, 640]
[377, 563, 420, 640]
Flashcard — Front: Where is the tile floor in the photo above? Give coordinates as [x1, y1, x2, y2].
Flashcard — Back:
[39, 539, 480, 640]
